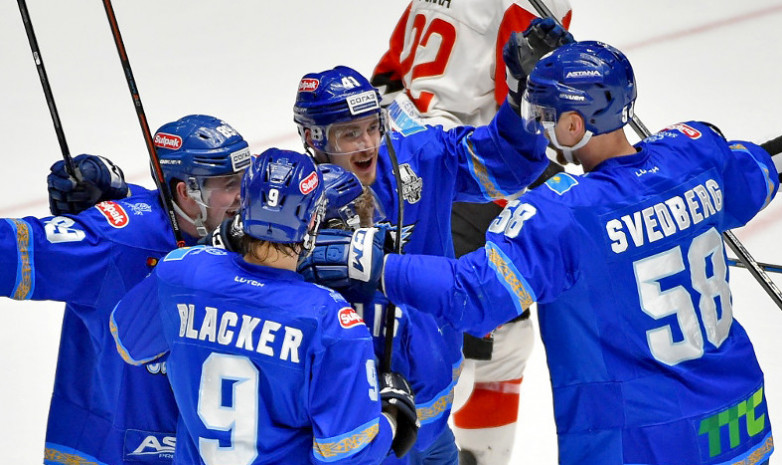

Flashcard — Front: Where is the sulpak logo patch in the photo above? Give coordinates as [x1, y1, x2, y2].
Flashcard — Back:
[97, 201, 130, 228]
[664, 123, 702, 139]
[338, 307, 364, 329]
[298, 78, 319, 92]
[153, 132, 183, 150]
[300, 171, 319, 194]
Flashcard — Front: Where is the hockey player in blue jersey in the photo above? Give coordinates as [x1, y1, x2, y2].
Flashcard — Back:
[290, 50, 558, 464]
[109, 148, 418, 465]
[3, 114, 252, 465]
[310, 41, 780, 465]
[48, 25, 565, 465]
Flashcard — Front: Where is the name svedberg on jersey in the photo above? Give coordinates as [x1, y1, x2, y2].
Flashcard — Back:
[604, 177, 724, 254]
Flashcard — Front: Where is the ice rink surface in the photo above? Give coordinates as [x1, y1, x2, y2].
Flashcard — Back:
[1, 1, 781, 463]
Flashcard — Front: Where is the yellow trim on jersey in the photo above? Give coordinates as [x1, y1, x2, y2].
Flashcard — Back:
[313, 421, 379, 461]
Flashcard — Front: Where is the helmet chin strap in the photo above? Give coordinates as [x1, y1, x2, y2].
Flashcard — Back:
[546, 126, 593, 164]
[172, 196, 209, 237]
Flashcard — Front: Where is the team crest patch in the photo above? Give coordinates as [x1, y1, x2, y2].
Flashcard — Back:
[544, 173, 579, 195]
[399, 163, 423, 204]
[129, 202, 152, 215]
[97, 201, 130, 228]
[338, 307, 364, 329]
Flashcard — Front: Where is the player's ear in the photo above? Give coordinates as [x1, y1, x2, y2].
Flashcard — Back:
[172, 181, 197, 210]
[304, 129, 315, 150]
[568, 112, 585, 136]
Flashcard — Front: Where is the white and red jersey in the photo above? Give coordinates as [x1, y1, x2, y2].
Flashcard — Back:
[372, 0, 572, 129]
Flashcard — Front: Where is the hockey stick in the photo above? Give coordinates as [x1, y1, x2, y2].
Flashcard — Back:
[381, 130, 405, 373]
[728, 258, 782, 275]
[528, 0, 782, 310]
[17, 0, 79, 181]
[101, 0, 186, 248]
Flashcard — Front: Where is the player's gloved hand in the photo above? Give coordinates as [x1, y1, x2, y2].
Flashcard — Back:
[48, 154, 129, 215]
[297, 227, 390, 302]
[380, 371, 419, 458]
[529, 159, 566, 189]
[199, 214, 244, 252]
[503, 17, 574, 112]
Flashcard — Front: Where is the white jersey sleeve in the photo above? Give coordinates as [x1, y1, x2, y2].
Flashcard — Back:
[372, 0, 572, 129]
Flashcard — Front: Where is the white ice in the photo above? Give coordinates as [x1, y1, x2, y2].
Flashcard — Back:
[1, 1, 780, 463]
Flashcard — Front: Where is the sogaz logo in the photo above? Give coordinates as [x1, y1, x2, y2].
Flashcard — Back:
[231, 147, 252, 172]
[347, 90, 379, 115]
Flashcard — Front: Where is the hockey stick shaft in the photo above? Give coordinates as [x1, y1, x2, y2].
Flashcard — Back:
[101, 0, 186, 248]
[17, 0, 78, 180]
[381, 131, 405, 373]
[728, 257, 782, 275]
[528, 0, 782, 310]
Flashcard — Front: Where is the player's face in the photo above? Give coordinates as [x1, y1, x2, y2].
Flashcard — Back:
[324, 114, 382, 186]
[200, 172, 243, 229]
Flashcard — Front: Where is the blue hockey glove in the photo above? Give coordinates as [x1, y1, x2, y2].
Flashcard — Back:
[297, 227, 390, 302]
[199, 215, 244, 252]
[503, 17, 575, 112]
[48, 154, 129, 215]
[380, 371, 419, 458]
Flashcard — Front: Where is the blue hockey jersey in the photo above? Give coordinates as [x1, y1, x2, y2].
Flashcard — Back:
[110, 245, 394, 465]
[0, 190, 187, 465]
[353, 101, 548, 453]
[383, 122, 778, 464]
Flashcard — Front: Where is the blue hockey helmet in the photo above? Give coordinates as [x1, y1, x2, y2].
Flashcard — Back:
[521, 41, 637, 137]
[293, 65, 385, 153]
[319, 163, 363, 230]
[241, 148, 326, 249]
[153, 114, 252, 235]
[154, 114, 251, 185]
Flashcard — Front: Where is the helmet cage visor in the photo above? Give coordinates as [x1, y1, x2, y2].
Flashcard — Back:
[186, 172, 244, 210]
[302, 193, 327, 255]
[521, 98, 559, 135]
[321, 113, 384, 156]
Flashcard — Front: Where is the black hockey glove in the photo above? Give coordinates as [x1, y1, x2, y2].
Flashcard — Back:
[503, 17, 575, 112]
[529, 159, 566, 189]
[199, 215, 244, 252]
[759, 134, 782, 183]
[370, 72, 405, 107]
[761, 134, 782, 157]
[380, 371, 419, 458]
[297, 227, 391, 302]
[48, 154, 129, 215]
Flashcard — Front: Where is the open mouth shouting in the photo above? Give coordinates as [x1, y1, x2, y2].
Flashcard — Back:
[349, 152, 377, 185]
